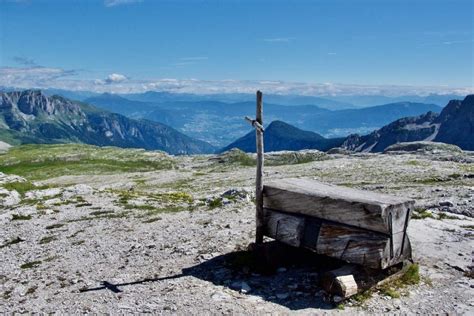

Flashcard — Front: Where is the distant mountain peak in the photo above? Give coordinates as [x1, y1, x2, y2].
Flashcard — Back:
[221, 120, 342, 153]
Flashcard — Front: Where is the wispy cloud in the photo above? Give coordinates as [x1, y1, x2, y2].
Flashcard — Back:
[263, 37, 295, 43]
[442, 39, 474, 45]
[179, 57, 208, 61]
[171, 57, 208, 67]
[327, 52, 337, 56]
[1, 65, 472, 97]
[172, 62, 195, 67]
[0, 66, 78, 88]
[104, 0, 143, 8]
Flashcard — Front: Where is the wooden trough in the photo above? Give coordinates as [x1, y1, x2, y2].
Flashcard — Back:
[246, 91, 415, 301]
[263, 178, 414, 270]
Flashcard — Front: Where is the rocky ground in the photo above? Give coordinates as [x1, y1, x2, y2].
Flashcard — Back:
[0, 144, 473, 314]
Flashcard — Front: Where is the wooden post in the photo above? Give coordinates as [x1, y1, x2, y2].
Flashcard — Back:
[255, 91, 264, 244]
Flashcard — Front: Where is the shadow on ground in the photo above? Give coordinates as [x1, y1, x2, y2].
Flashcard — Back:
[80, 241, 345, 310]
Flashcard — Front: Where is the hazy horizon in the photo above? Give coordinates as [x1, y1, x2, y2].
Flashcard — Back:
[0, 0, 473, 96]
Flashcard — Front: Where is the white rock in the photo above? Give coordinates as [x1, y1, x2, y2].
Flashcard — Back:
[25, 188, 62, 200]
[63, 184, 93, 198]
[0, 188, 21, 206]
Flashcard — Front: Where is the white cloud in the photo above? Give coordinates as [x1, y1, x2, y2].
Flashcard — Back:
[104, 0, 143, 8]
[104, 73, 128, 84]
[1, 65, 473, 97]
[0, 66, 78, 88]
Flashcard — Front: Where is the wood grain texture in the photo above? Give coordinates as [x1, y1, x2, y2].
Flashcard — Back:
[264, 210, 305, 247]
[263, 209, 411, 269]
[263, 178, 414, 234]
[255, 90, 264, 243]
[320, 265, 361, 298]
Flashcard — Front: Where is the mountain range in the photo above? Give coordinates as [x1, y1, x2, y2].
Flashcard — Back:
[0, 89, 471, 155]
[0, 90, 214, 154]
[223, 95, 473, 153]
[84, 93, 441, 146]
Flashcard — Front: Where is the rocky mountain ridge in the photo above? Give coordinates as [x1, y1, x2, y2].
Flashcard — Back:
[341, 95, 474, 152]
[0, 90, 215, 154]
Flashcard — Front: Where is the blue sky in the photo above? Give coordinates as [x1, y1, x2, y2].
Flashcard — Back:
[0, 0, 472, 95]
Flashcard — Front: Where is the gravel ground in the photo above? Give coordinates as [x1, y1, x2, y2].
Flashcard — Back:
[0, 149, 473, 314]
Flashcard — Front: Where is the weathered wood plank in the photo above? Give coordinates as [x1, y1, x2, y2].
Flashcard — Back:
[264, 210, 305, 247]
[255, 91, 264, 243]
[263, 209, 411, 269]
[320, 265, 361, 299]
[263, 178, 414, 234]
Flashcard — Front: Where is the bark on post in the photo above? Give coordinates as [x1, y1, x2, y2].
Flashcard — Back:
[255, 90, 264, 244]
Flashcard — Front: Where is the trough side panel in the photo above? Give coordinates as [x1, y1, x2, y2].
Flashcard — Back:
[315, 223, 389, 269]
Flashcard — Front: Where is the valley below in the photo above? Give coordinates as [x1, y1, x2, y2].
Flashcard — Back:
[0, 144, 473, 314]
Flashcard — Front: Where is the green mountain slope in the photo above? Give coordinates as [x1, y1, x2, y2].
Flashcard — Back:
[221, 120, 344, 153]
[0, 90, 215, 154]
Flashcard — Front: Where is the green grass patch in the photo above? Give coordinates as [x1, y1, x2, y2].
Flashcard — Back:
[68, 229, 85, 238]
[411, 209, 434, 220]
[76, 202, 92, 207]
[218, 149, 256, 166]
[89, 210, 115, 216]
[43, 256, 59, 262]
[208, 197, 223, 209]
[11, 214, 32, 221]
[400, 264, 420, 285]
[25, 286, 38, 295]
[0, 236, 25, 249]
[2, 181, 51, 197]
[150, 191, 194, 203]
[3, 289, 12, 300]
[20, 260, 42, 269]
[406, 160, 424, 166]
[142, 217, 162, 223]
[45, 223, 65, 230]
[39, 235, 57, 244]
[36, 202, 48, 210]
[437, 213, 458, 220]
[0, 144, 175, 180]
[352, 290, 373, 303]
[68, 211, 130, 222]
[123, 203, 156, 211]
[380, 287, 401, 298]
